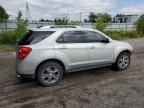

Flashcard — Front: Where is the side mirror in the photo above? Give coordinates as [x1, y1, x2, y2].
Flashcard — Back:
[105, 38, 110, 43]
[101, 38, 110, 43]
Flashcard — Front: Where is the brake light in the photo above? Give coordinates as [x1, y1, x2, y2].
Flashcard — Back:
[18, 47, 32, 59]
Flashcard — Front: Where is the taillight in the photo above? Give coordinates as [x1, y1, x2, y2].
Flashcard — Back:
[18, 47, 32, 59]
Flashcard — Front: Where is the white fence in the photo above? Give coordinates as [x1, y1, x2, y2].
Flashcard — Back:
[105, 23, 136, 31]
[0, 21, 54, 32]
[0, 21, 136, 33]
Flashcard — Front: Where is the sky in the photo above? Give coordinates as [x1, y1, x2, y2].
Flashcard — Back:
[0, 0, 144, 21]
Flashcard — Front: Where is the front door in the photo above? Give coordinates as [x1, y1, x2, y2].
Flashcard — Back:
[82, 30, 114, 66]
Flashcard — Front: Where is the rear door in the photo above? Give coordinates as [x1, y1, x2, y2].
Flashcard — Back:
[54, 30, 89, 69]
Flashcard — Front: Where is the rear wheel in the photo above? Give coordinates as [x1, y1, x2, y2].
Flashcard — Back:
[114, 52, 130, 70]
[37, 62, 63, 86]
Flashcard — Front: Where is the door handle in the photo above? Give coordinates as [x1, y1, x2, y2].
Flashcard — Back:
[59, 46, 67, 49]
[89, 46, 95, 49]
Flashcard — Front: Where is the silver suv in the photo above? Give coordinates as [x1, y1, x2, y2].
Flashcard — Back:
[16, 28, 133, 86]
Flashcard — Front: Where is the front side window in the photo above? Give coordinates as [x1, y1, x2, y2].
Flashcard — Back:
[83, 31, 107, 43]
[57, 31, 83, 43]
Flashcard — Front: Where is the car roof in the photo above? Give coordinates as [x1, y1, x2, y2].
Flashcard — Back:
[30, 28, 97, 32]
[28, 28, 112, 41]
[40, 25, 81, 29]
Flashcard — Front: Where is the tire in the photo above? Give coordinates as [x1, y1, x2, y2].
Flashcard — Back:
[37, 62, 64, 87]
[113, 52, 131, 71]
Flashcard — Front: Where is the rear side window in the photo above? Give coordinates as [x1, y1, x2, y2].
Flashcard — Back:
[18, 30, 55, 45]
[56, 31, 83, 43]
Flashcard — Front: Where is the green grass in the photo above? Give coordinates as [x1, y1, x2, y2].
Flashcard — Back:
[0, 20, 27, 45]
[0, 45, 15, 52]
[104, 30, 143, 40]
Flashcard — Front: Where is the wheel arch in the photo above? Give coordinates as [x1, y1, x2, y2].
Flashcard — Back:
[115, 49, 132, 62]
[118, 49, 132, 56]
[35, 59, 66, 77]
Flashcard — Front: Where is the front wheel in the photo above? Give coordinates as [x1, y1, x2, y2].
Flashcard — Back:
[114, 52, 131, 70]
[37, 62, 63, 87]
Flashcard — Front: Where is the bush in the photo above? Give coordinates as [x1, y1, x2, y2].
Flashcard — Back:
[0, 30, 17, 45]
[104, 30, 139, 40]
[95, 22, 106, 31]
[0, 20, 27, 45]
[0, 10, 27, 45]
[136, 14, 144, 35]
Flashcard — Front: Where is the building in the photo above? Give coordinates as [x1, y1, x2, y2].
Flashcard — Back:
[113, 15, 138, 23]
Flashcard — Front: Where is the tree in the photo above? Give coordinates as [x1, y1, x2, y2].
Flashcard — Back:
[115, 14, 125, 17]
[102, 13, 112, 23]
[136, 14, 144, 35]
[39, 19, 53, 22]
[96, 13, 112, 23]
[0, 5, 9, 22]
[45, 19, 53, 22]
[16, 10, 22, 24]
[95, 13, 112, 31]
[89, 12, 112, 23]
[39, 19, 45, 22]
[15, 10, 27, 38]
[88, 12, 97, 23]
[54, 15, 69, 25]
[84, 19, 88, 22]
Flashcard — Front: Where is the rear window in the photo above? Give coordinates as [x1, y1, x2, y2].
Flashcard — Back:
[18, 30, 55, 45]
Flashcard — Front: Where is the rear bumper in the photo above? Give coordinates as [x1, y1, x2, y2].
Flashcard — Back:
[16, 71, 35, 79]
[16, 58, 38, 75]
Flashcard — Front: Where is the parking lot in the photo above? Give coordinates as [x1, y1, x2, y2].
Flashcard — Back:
[0, 38, 144, 108]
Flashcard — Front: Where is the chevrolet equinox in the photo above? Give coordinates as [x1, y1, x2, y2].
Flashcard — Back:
[16, 28, 133, 86]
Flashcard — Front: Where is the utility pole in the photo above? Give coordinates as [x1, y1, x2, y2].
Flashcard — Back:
[80, 12, 83, 27]
[80, 12, 82, 23]
[26, 0, 31, 22]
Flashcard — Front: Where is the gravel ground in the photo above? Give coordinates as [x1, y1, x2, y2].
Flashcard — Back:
[0, 38, 144, 108]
